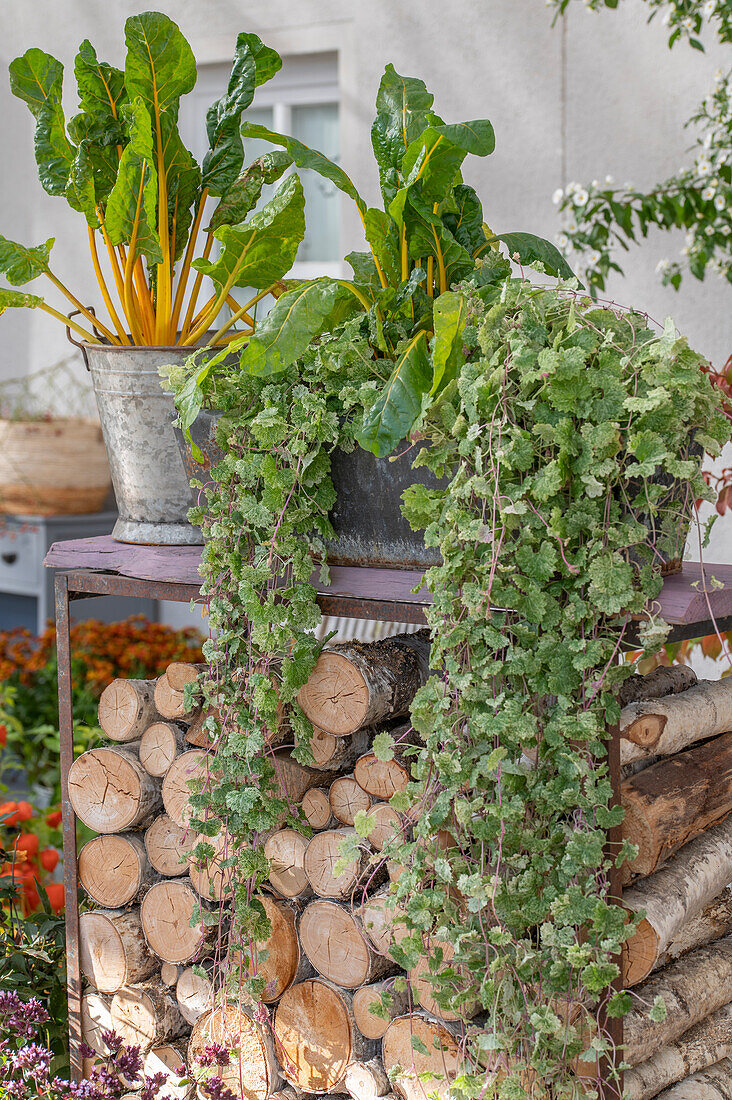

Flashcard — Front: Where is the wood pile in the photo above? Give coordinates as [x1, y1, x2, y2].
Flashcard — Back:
[573, 664, 732, 1099]
[75, 643, 732, 1098]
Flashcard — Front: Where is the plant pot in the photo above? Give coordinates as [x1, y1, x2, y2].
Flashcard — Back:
[0, 417, 111, 516]
[175, 409, 447, 570]
[81, 343, 209, 545]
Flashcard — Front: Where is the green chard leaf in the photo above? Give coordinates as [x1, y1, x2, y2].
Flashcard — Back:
[239, 278, 363, 377]
[208, 151, 291, 231]
[0, 237, 53, 285]
[10, 48, 75, 196]
[431, 291, 468, 395]
[194, 173, 304, 291]
[483, 231, 578, 280]
[444, 184, 486, 253]
[105, 97, 162, 265]
[357, 330, 431, 456]
[371, 65, 435, 204]
[0, 289, 45, 313]
[160, 118, 201, 260]
[201, 35, 260, 196]
[74, 40, 127, 124]
[124, 11, 197, 125]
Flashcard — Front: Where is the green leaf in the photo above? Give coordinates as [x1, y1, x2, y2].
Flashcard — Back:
[65, 142, 99, 227]
[194, 173, 304, 291]
[241, 122, 368, 215]
[404, 193, 474, 286]
[105, 97, 162, 265]
[160, 118, 201, 260]
[0, 237, 53, 285]
[372, 731, 395, 761]
[74, 40, 127, 124]
[444, 184, 486, 254]
[10, 48, 75, 197]
[484, 231, 578, 281]
[235, 33, 282, 88]
[208, 151, 291, 231]
[371, 65, 435, 204]
[650, 995, 667, 1022]
[201, 35, 258, 196]
[363, 207, 400, 285]
[393, 119, 495, 217]
[431, 291, 468, 395]
[124, 11, 197, 125]
[432, 119, 495, 157]
[357, 330, 431, 457]
[239, 278, 363, 377]
[0, 289, 45, 314]
[66, 112, 122, 206]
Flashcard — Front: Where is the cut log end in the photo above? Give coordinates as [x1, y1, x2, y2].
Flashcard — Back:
[382, 1013, 462, 1100]
[80, 907, 158, 993]
[299, 899, 394, 989]
[78, 833, 152, 908]
[110, 978, 187, 1053]
[141, 880, 210, 965]
[189, 1004, 280, 1100]
[145, 813, 196, 878]
[297, 652, 369, 736]
[69, 745, 161, 833]
[274, 979, 365, 1093]
[264, 829, 311, 900]
[161, 749, 209, 829]
[140, 721, 185, 777]
[98, 678, 157, 742]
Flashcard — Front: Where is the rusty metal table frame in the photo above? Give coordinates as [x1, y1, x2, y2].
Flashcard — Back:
[54, 564, 732, 1094]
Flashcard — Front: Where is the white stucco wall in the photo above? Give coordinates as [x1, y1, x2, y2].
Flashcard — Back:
[0, 0, 728, 628]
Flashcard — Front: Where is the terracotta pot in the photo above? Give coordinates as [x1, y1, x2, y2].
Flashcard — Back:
[0, 417, 111, 515]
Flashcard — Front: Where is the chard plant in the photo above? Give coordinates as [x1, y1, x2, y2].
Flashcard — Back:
[0, 12, 302, 348]
[176, 65, 576, 457]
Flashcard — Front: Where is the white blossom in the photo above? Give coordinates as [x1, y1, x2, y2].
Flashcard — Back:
[556, 233, 569, 248]
[722, 225, 731, 236]
[706, 225, 716, 236]
[656, 259, 670, 274]
[568, 221, 578, 233]
[624, 181, 634, 191]
[605, 175, 614, 185]
[715, 69, 724, 84]
[573, 188, 589, 207]
[702, 186, 716, 201]
[682, 16, 695, 30]
[704, 133, 713, 149]
[552, 188, 564, 205]
[588, 250, 601, 267]
[591, 179, 600, 189]
[697, 158, 712, 176]
[704, 0, 716, 16]
[715, 195, 726, 211]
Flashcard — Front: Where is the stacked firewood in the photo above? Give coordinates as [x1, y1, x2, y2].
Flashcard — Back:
[73, 633, 463, 1100]
[575, 665, 732, 1100]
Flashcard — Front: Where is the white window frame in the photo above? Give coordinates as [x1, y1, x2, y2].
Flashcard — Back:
[187, 52, 343, 280]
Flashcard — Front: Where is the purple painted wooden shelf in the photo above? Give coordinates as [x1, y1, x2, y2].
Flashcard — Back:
[43, 534, 431, 607]
[43, 535, 732, 627]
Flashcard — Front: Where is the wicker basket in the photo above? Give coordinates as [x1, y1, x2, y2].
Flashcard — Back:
[0, 417, 112, 515]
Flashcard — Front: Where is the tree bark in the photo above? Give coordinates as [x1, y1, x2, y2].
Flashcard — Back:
[654, 1059, 732, 1099]
[186, 706, 217, 749]
[273, 978, 377, 1094]
[161, 749, 210, 828]
[344, 1058, 392, 1100]
[618, 666, 697, 708]
[189, 1003, 281, 1099]
[176, 962, 213, 1026]
[110, 977, 188, 1052]
[229, 894, 313, 1004]
[301, 788, 335, 831]
[272, 749, 330, 806]
[352, 980, 411, 1040]
[79, 907, 159, 993]
[299, 899, 398, 989]
[98, 678, 159, 742]
[145, 813, 196, 877]
[264, 829, 312, 900]
[79, 833, 157, 908]
[329, 774, 374, 827]
[623, 817, 732, 986]
[354, 750, 412, 801]
[140, 722, 187, 778]
[620, 679, 732, 766]
[654, 887, 732, 973]
[624, 936, 732, 1065]
[296, 631, 430, 736]
[622, 731, 732, 881]
[382, 1013, 462, 1100]
[140, 879, 215, 965]
[623, 1001, 732, 1100]
[69, 744, 162, 833]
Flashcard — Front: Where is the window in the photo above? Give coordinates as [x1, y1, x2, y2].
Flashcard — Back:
[179, 52, 342, 281]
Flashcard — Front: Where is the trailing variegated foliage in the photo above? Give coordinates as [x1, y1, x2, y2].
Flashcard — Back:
[173, 268, 728, 1098]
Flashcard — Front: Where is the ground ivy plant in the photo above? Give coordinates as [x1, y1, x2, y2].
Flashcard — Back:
[171, 266, 727, 1098]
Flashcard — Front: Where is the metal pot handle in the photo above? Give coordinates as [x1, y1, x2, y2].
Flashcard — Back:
[65, 308, 103, 370]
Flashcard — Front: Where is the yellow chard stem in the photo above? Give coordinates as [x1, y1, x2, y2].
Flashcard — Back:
[426, 255, 434, 298]
[400, 225, 409, 282]
[97, 211, 134, 335]
[180, 233, 214, 341]
[40, 302, 100, 343]
[170, 188, 209, 340]
[123, 174, 146, 345]
[153, 103, 171, 345]
[87, 227, 130, 344]
[45, 271, 119, 344]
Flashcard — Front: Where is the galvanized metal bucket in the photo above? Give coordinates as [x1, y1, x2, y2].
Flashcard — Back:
[80, 343, 203, 545]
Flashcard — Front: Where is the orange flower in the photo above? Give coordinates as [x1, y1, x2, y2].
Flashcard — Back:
[46, 810, 62, 829]
[45, 883, 65, 912]
[16, 833, 39, 859]
[40, 848, 59, 872]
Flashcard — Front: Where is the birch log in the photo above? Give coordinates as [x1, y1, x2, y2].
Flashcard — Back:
[161, 749, 210, 828]
[618, 666, 697, 707]
[141, 880, 214, 965]
[654, 886, 732, 972]
[145, 814, 196, 877]
[382, 1013, 462, 1100]
[273, 978, 377, 1093]
[299, 899, 397, 988]
[79, 907, 158, 993]
[623, 1001, 732, 1100]
[154, 672, 193, 722]
[621, 731, 732, 880]
[352, 979, 411, 1040]
[655, 1059, 732, 1099]
[81, 991, 114, 1057]
[176, 963, 213, 1025]
[140, 1043, 192, 1100]
[623, 816, 732, 986]
[297, 631, 430, 736]
[98, 679, 159, 741]
[78, 833, 157, 907]
[307, 727, 372, 771]
[620, 678, 732, 765]
[110, 977, 188, 1052]
[189, 1003, 281, 1099]
[344, 1059, 392, 1100]
[272, 750, 330, 805]
[139, 722, 187, 777]
[624, 936, 732, 1065]
[69, 744, 162, 832]
[264, 829, 312, 900]
[229, 894, 313, 1003]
